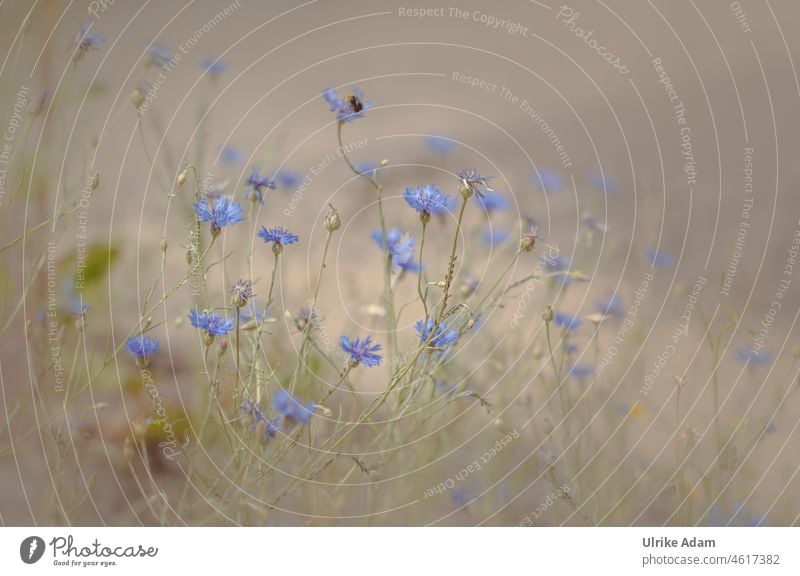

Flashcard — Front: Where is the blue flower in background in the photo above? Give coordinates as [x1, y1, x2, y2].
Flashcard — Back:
[189, 309, 234, 337]
[416, 319, 458, 349]
[542, 254, 573, 285]
[340, 335, 383, 367]
[75, 22, 105, 54]
[532, 169, 564, 194]
[125, 335, 160, 363]
[219, 145, 243, 166]
[322, 86, 370, 123]
[473, 190, 510, 213]
[403, 184, 456, 217]
[734, 347, 771, 366]
[590, 170, 618, 194]
[201, 58, 228, 77]
[424, 134, 457, 155]
[194, 196, 245, 233]
[595, 294, 624, 319]
[272, 389, 315, 425]
[371, 228, 420, 273]
[451, 484, 479, 507]
[240, 400, 281, 440]
[145, 43, 174, 68]
[357, 161, 378, 176]
[481, 227, 509, 246]
[554, 312, 582, 331]
[257, 226, 299, 250]
[70, 300, 90, 316]
[276, 169, 303, 189]
[645, 248, 675, 269]
[569, 364, 593, 379]
[245, 167, 276, 203]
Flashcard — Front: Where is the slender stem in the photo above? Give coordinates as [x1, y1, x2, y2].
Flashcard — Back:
[437, 196, 468, 324]
[417, 220, 429, 321]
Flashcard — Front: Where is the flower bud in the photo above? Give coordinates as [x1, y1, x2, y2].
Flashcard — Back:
[325, 204, 341, 232]
[177, 169, 188, 187]
[542, 305, 554, 323]
[520, 233, 536, 253]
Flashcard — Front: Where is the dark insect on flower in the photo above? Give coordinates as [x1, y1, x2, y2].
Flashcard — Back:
[340, 335, 382, 367]
[416, 319, 458, 349]
[125, 335, 160, 366]
[240, 400, 281, 440]
[245, 167, 276, 204]
[403, 184, 456, 220]
[371, 228, 421, 274]
[194, 196, 245, 234]
[456, 168, 492, 198]
[74, 22, 105, 56]
[322, 86, 370, 123]
[257, 226, 299, 254]
[230, 279, 255, 308]
[272, 390, 315, 425]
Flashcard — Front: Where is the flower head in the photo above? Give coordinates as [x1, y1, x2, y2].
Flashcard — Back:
[240, 400, 281, 440]
[194, 196, 245, 234]
[553, 312, 582, 332]
[230, 279, 255, 308]
[403, 184, 456, 219]
[371, 228, 420, 274]
[272, 390, 315, 425]
[189, 309, 234, 342]
[340, 335, 382, 367]
[451, 484, 479, 507]
[595, 294, 624, 319]
[258, 226, 299, 254]
[456, 168, 492, 198]
[590, 170, 618, 194]
[201, 58, 228, 77]
[145, 43, 174, 69]
[734, 347, 771, 366]
[74, 22, 105, 55]
[219, 145, 243, 166]
[322, 86, 370, 123]
[416, 319, 458, 349]
[424, 134, 457, 155]
[245, 167, 275, 203]
[569, 364, 593, 379]
[532, 169, 564, 194]
[125, 335, 160, 364]
[473, 190, 510, 213]
[276, 169, 302, 189]
[645, 248, 675, 269]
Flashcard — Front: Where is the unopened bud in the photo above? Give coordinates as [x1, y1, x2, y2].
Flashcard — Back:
[177, 169, 188, 187]
[325, 204, 341, 232]
[542, 305, 554, 323]
[520, 233, 536, 252]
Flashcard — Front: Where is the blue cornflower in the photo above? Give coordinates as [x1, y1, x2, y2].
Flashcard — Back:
[451, 484, 479, 507]
[125, 335, 160, 365]
[569, 364, 593, 379]
[145, 43, 174, 68]
[240, 400, 281, 440]
[456, 168, 492, 198]
[416, 319, 458, 349]
[189, 309, 234, 341]
[276, 169, 302, 189]
[258, 226, 299, 254]
[595, 294, 624, 319]
[473, 190, 510, 213]
[322, 86, 370, 123]
[645, 248, 675, 269]
[403, 184, 456, 218]
[340, 335, 383, 367]
[219, 145, 243, 166]
[245, 167, 276, 203]
[272, 389, 315, 425]
[69, 299, 90, 316]
[201, 58, 228, 77]
[75, 22, 105, 55]
[590, 170, 618, 194]
[563, 342, 578, 355]
[532, 169, 564, 194]
[194, 196, 245, 233]
[371, 229, 420, 273]
[553, 312, 582, 331]
[734, 347, 771, 366]
[357, 161, 379, 176]
[424, 134, 457, 155]
[481, 227, 509, 246]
